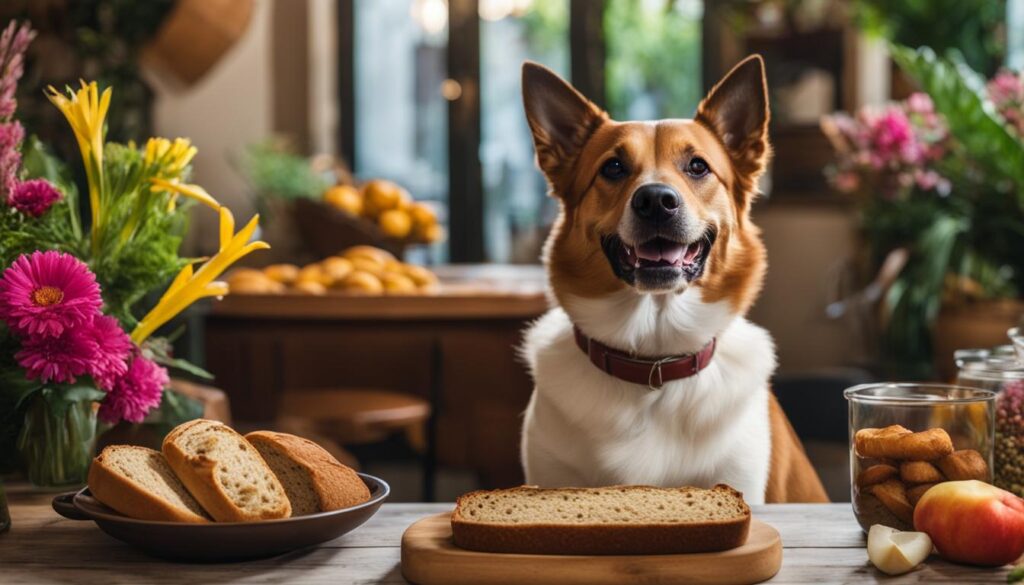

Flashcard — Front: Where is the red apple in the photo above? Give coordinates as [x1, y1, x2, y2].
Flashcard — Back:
[913, 480, 1024, 566]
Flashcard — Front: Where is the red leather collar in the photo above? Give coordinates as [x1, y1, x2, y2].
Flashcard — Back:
[573, 326, 716, 389]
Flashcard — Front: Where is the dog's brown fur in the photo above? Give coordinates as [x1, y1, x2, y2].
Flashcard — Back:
[525, 57, 770, 316]
[522, 56, 828, 503]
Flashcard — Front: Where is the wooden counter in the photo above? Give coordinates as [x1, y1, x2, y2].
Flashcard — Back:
[2, 495, 1012, 583]
[204, 265, 549, 491]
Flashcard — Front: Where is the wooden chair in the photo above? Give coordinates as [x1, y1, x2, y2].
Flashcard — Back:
[278, 388, 433, 498]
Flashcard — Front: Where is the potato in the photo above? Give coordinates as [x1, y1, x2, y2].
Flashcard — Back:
[341, 270, 384, 295]
[379, 209, 413, 239]
[362, 180, 407, 218]
[381, 272, 418, 295]
[296, 263, 332, 287]
[263, 263, 300, 284]
[292, 280, 327, 295]
[321, 257, 354, 283]
[323, 184, 363, 216]
[342, 245, 395, 265]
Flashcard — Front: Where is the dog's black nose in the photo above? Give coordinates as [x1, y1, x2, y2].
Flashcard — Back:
[631, 183, 681, 222]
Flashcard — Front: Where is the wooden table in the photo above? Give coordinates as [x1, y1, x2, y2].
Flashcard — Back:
[0, 496, 1012, 583]
[204, 264, 549, 492]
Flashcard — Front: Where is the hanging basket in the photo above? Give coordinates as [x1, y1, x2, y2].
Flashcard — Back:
[141, 0, 255, 87]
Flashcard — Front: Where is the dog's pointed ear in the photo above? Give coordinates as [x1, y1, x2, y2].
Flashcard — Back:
[522, 62, 606, 188]
[696, 55, 770, 182]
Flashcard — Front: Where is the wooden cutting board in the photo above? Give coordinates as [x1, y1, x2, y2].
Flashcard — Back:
[401, 513, 782, 585]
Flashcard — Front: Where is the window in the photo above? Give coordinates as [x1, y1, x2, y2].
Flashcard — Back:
[480, 1, 569, 262]
[342, 0, 704, 262]
[354, 0, 449, 260]
[605, 0, 703, 120]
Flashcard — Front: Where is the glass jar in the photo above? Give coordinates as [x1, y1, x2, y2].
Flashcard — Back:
[845, 383, 996, 532]
[955, 329, 1024, 497]
[16, 392, 98, 489]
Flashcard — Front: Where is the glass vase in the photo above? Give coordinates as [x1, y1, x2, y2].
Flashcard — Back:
[16, 392, 98, 489]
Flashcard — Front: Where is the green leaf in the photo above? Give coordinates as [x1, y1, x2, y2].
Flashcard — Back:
[882, 214, 964, 374]
[238, 141, 328, 210]
[146, 389, 204, 439]
[890, 45, 1024, 208]
[38, 384, 106, 420]
[0, 368, 42, 473]
[1009, 563, 1024, 583]
[154, 356, 214, 380]
[144, 336, 214, 380]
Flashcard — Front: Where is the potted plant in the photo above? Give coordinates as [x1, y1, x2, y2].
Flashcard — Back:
[0, 22, 268, 487]
[822, 46, 1024, 379]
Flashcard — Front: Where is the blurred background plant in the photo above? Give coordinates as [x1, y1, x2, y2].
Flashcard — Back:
[822, 49, 1024, 377]
[1, 0, 175, 144]
[854, 0, 1007, 77]
[604, 0, 702, 120]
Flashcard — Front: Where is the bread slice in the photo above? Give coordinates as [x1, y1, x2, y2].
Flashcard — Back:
[162, 419, 291, 522]
[245, 431, 371, 515]
[451, 484, 750, 555]
[88, 445, 210, 523]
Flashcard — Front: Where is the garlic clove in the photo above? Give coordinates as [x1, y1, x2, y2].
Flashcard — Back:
[868, 524, 932, 575]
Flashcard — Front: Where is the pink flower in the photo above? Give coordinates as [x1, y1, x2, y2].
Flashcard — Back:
[0, 251, 103, 338]
[15, 326, 99, 384]
[988, 70, 1024, 105]
[871, 109, 920, 165]
[905, 93, 934, 115]
[833, 171, 860, 193]
[0, 21, 34, 122]
[9, 178, 61, 217]
[0, 120, 23, 197]
[85, 315, 133, 391]
[988, 70, 1024, 136]
[99, 354, 168, 424]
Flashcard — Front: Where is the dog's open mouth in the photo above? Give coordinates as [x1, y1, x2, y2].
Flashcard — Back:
[603, 231, 716, 289]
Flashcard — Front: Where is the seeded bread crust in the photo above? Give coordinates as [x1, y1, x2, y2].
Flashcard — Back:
[245, 431, 370, 514]
[88, 446, 210, 523]
[451, 484, 751, 555]
[162, 419, 291, 522]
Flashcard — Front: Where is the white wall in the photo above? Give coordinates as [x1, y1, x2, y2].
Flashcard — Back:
[149, 0, 273, 255]
[748, 203, 861, 374]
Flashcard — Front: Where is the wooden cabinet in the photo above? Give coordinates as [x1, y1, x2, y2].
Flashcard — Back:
[203, 266, 548, 488]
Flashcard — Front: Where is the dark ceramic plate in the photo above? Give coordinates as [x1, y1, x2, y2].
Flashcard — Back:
[52, 473, 389, 562]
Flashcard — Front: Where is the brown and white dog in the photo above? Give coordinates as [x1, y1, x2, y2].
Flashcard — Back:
[519, 56, 828, 504]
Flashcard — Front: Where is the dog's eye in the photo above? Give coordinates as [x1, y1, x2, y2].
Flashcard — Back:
[686, 157, 710, 178]
[600, 158, 628, 180]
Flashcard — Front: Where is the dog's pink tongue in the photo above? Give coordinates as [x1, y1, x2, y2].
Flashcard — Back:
[636, 240, 685, 264]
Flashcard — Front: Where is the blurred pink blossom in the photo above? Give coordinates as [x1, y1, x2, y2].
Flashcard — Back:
[988, 69, 1024, 136]
[822, 92, 950, 200]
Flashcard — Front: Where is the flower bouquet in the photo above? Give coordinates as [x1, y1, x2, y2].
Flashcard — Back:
[822, 46, 1024, 377]
[0, 22, 268, 487]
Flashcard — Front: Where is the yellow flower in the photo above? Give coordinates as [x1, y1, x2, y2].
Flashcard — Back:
[45, 81, 111, 252]
[131, 206, 269, 344]
[149, 178, 221, 212]
[144, 137, 197, 177]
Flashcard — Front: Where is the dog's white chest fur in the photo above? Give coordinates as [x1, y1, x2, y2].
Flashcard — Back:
[520, 289, 776, 504]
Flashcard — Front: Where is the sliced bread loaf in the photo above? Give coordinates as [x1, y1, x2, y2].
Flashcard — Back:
[162, 419, 291, 522]
[451, 484, 751, 555]
[245, 431, 370, 515]
[88, 445, 210, 523]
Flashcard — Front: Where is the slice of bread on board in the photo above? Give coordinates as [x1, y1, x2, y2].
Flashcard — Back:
[451, 484, 751, 555]
[246, 431, 371, 515]
[162, 419, 291, 522]
[88, 445, 210, 523]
